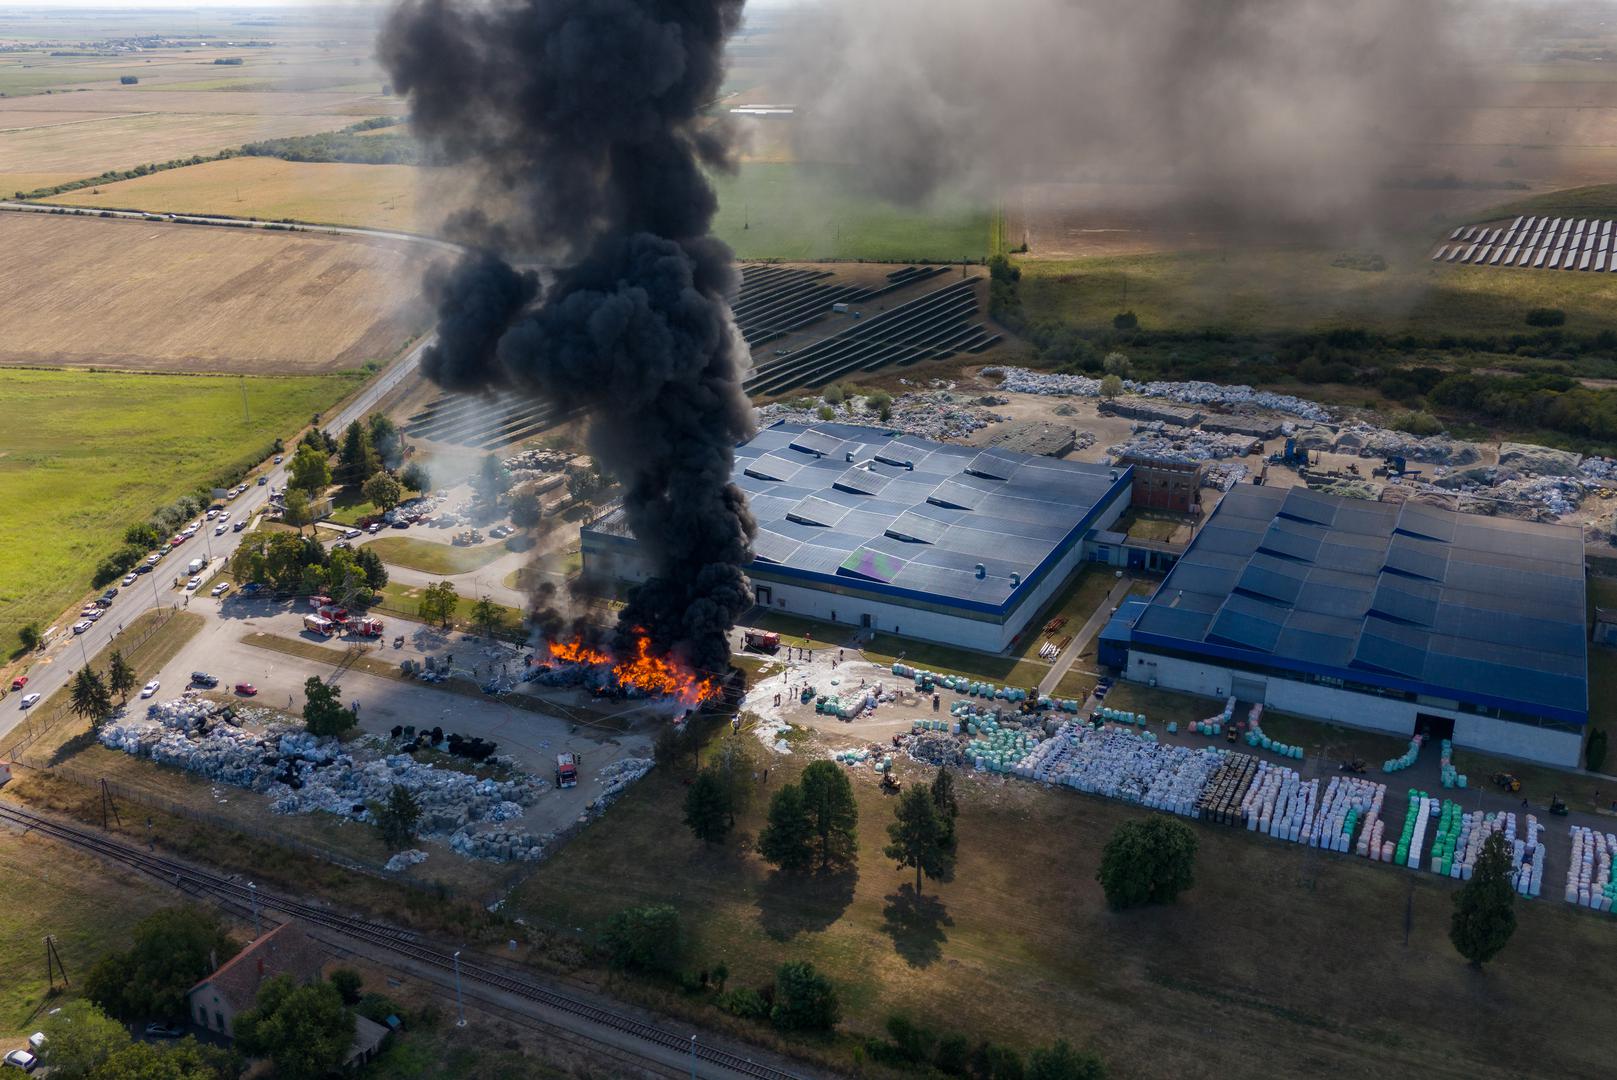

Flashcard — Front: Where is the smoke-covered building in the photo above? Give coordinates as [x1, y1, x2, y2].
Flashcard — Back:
[1123, 485, 1588, 766]
[583, 421, 1133, 652]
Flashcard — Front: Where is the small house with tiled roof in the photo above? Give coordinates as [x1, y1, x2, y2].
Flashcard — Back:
[188, 922, 327, 1038]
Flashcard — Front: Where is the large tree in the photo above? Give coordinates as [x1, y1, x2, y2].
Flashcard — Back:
[337, 420, 381, 488]
[280, 487, 317, 536]
[1095, 816, 1198, 910]
[287, 443, 331, 495]
[683, 768, 731, 844]
[399, 461, 431, 494]
[71, 666, 114, 727]
[799, 760, 860, 872]
[84, 907, 233, 1021]
[234, 976, 354, 1080]
[417, 581, 458, 628]
[106, 649, 137, 704]
[367, 412, 401, 467]
[375, 784, 421, 850]
[1451, 830, 1518, 968]
[509, 488, 542, 529]
[477, 453, 510, 503]
[598, 904, 683, 974]
[87, 1038, 233, 1080]
[362, 471, 403, 513]
[758, 784, 814, 873]
[470, 595, 505, 639]
[1027, 1040, 1108, 1080]
[711, 736, 757, 828]
[302, 676, 352, 738]
[39, 999, 131, 1079]
[770, 961, 840, 1033]
[355, 547, 389, 591]
[885, 783, 956, 894]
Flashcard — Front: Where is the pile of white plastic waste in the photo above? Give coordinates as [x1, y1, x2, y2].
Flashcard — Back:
[1312, 776, 1384, 853]
[983, 367, 1332, 421]
[586, 756, 654, 816]
[100, 698, 548, 860]
[756, 390, 1004, 442]
[1106, 429, 1257, 464]
[1566, 826, 1617, 912]
[1014, 723, 1223, 816]
[384, 849, 429, 872]
[1332, 423, 1480, 465]
[450, 825, 545, 861]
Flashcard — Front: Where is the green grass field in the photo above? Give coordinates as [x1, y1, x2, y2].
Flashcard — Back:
[0, 368, 362, 654]
[709, 163, 991, 263]
[1017, 245, 1617, 337]
[507, 741, 1617, 1079]
[364, 536, 509, 575]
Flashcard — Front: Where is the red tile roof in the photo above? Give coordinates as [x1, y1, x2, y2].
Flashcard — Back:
[189, 922, 327, 1013]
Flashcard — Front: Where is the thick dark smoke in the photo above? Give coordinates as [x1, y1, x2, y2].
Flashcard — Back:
[381, 0, 756, 673]
[779, 0, 1504, 227]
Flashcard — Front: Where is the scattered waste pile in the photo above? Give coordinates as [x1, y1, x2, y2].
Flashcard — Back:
[1333, 423, 1480, 465]
[756, 389, 1004, 441]
[384, 849, 428, 872]
[905, 730, 964, 767]
[1567, 826, 1617, 912]
[1203, 462, 1250, 491]
[1499, 442, 1583, 477]
[100, 698, 548, 862]
[501, 447, 575, 479]
[983, 367, 1331, 421]
[588, 757, 654, 816]
[1106, 425, 1259, 464]
[1016, 723, 1223, 815]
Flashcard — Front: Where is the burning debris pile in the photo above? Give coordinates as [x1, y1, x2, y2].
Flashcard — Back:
[534, 636, 719, 706]
[984, 367, 1332, 421]
[756, 389, 1004, 441]
[100, 698, 548, 861]
[382, 0, 756, 676]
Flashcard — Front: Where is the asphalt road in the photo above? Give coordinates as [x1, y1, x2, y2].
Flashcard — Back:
[0, 333, 431, 746]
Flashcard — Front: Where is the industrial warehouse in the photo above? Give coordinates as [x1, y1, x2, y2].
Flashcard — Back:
[583, 421, 1133, 651]
[1117, 485, 1589, 766]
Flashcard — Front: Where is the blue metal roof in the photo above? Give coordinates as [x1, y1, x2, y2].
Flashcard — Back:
[1133, 485, 1589, 724]
[589, 420, 1131, 616]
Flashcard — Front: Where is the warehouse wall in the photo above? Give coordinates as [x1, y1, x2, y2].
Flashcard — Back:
[1129, 650, 1581, 767]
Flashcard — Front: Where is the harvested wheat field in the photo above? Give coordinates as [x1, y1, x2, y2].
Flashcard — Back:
[0, 213, 430, 373]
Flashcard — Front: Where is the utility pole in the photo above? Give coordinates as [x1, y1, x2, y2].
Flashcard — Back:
[98, 779, 121, 830]
[453, 950, 466, 1027]
[249, 882, 260, 938]
[45, 935, 69, 992]
[239, 376, 250, 423]
[689, 1035, 698, 1080]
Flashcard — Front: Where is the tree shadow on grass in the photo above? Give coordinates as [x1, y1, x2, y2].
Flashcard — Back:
[755, 866, 857, 942]
[882, 884, 953, 968]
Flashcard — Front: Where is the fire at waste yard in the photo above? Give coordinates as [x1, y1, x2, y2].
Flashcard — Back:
[536, 634, 724, 707]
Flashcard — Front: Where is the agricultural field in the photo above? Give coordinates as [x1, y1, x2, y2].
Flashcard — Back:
[0, 368, 362, 655]
[1016, 244, 1617, 338]
[0, 213, 427, 372]
[709, 163, 992, 263]
[510, 746, 1617, 1079]
[42, 156, 441, 234]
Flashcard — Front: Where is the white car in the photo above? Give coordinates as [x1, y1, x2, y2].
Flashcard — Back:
[185, 577, 201, 591]
[4, 1047, 38, 1072]
[122, 573, 138, 587]
[140, 680, 160, 698]
[205, 509, 219, 519]
[84, 609, 104, 622]
[367, 523, 382, 534]
[214, 524, 227, 535]
[71, 620, 91, 634]
[220, 511, 231, 522]
[211, 582, 230, 597]
[344, 528, 362, 539]
[19, 693, 40, 710]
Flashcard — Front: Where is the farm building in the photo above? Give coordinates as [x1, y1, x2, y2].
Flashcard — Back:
[583, 421, 1133, 652]
[1121, 484, 1589, 765]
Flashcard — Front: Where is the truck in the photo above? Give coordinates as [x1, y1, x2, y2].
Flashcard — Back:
[349, 616, 384, 637]
[303, 614, 335, 637]
[317, 605, 350, 625]
[309, 595, 333, 611]
[187, 556, 207, 575]
[555, 752, 578, 789]
[742, 629, 781, 653]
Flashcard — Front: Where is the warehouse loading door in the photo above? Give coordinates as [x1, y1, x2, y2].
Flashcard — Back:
[1417, 713, 1455, 741]
[1230, 676, 1266, 705]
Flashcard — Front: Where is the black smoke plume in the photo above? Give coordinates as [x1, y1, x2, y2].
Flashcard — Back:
[381, 0, 756, 673]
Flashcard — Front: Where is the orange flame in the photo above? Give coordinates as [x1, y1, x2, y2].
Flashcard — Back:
[546, 635, 718, 705]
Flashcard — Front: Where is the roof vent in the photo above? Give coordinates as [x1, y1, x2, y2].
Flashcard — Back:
[974, 563, 986, 579]
[1010, 572, 1022, 586]
[905, 460, 914, 471]
[846, 451, 855, 462]
[1109, 469, 1119, 482]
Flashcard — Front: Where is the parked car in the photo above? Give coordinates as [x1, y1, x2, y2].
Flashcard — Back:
[4, 1047, 38, 1072]
[367, 523, 383, 534]
[19, 693, 41, 710]
[136, 563, 153, 574]
[72, 620, 91, 634]
[83, 609, 104, 622]
[211, 582, 230, 597]
[191, 672, 218, 688]
[391, 520, 409, 530]
[234, 683, 258, 696]
[122, 573, 138, 587]
[258, 475, 269, 486]
[140, 680, 160, 698]
[274, 454, 283, 464]
[102, 586, 118, 600]
[185, 578, 201, 591]
[239, 583, 262, 595]
[344, 528, 362, 540]
[205, 509, 219, 519]
[233, 520, 247, 532]
[214, 524, 227, 535]
[143, 1022, 185, 1039]
[9, 676, 25, 691]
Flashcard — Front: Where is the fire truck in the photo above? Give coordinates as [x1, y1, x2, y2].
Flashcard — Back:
[348, 616, 385, 637]
[555, 752, 578, 789]
[742, 630, 781, 653]
[303, 614, 335, 637]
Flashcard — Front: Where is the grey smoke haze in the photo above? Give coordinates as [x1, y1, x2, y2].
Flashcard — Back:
[380, 0, 756, 673]
[781, 0, 1503, 225]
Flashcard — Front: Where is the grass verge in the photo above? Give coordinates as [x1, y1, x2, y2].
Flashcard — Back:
[366, 536, 509, 575]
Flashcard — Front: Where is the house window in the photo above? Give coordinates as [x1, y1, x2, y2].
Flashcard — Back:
[197, 1005, 206, 1025]
[216, 1010, 226, 1031]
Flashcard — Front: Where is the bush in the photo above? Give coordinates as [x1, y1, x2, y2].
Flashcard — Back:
[817, 405, 836, 421]
[599, 904, 683, 974]
[1027, 1040, 1108, 1080]
[329, 968, 363, 1005]
[1390, 409, 1443, 437]
[935, 1034, 972, 1075]
[822, 384, 845, 405]
[119, 75, 138, 84]
[770, 961, 840, 1032]
[716, 987, 770, 1020]
[1096, 816, 1198, 910]
[1111, 311, 1138, 330]
[884, 1013, 936, 1063]
[1525, 307, 1566, 327]
[1587, 728, 1608, 774]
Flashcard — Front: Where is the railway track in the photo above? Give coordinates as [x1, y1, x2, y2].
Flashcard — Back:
[0, 803, 802, 1080]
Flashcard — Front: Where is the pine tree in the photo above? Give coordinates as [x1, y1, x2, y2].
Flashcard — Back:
[375, 784, 421, 850]
[885, 784, 956, 894]
[337, 421, 380, 487]
[799, 760, 859, 872]
[1451, 830, 1518, 968]
[70, 667, 114, 727]
[758, 784, 814, 872]
[106, 649, 137, 704]
[683, 768, 732, 844]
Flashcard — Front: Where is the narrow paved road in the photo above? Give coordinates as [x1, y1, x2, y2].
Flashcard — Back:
[1037, 574, 1137, 697]
[0, 334, 431, 746]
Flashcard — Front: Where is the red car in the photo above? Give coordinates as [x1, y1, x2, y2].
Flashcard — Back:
[9, 676, 25, 691]
[234, 683, 258, 696]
